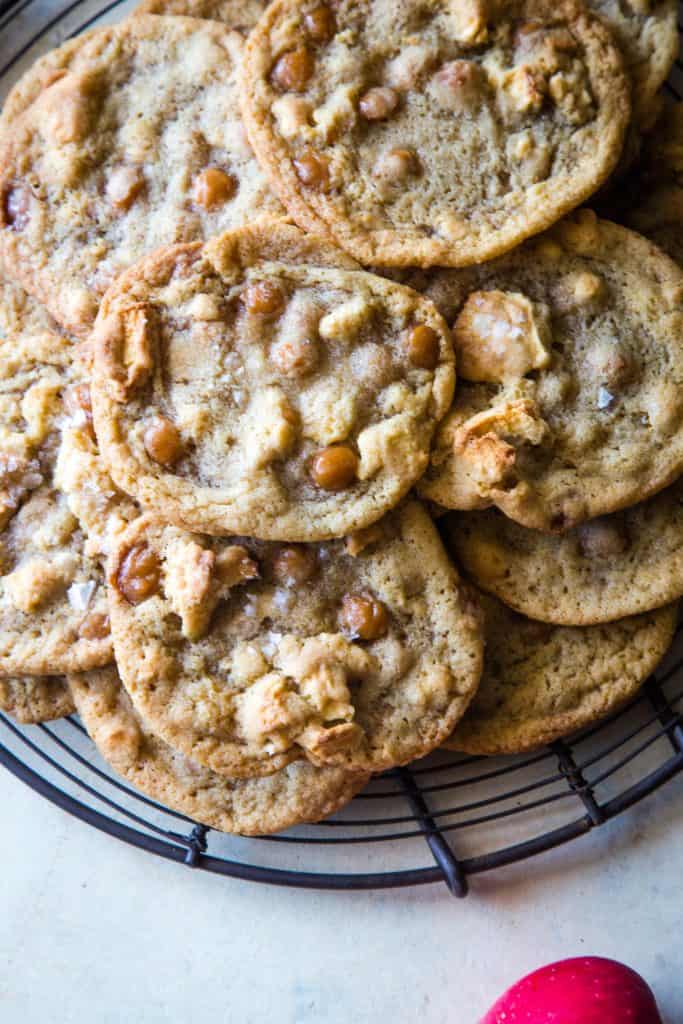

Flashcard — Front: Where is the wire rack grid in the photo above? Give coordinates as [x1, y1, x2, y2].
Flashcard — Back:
[1, 0, 683, 897]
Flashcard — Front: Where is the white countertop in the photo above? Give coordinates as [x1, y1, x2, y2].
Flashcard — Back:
[3, 766, 682, 1022]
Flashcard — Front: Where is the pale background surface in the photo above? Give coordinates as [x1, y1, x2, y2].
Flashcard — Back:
[3, 768, 682, 1023]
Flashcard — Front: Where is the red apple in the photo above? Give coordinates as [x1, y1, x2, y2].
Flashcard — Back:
[481, 957, 663, 1023]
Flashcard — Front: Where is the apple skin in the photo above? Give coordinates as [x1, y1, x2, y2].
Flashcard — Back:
[481, 957, 663, 1023]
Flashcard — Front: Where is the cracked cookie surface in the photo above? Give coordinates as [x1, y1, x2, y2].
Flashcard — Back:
[70, 667, 369, 834]
[0, 16, 282, 338]
[90, 220, 454, 540]
[106, 502, 483, 776]
[443, 589, 677, 753]
[240, 0, 630, 267]
[445, 475, 683, 624]
[414, 213, 683, 532]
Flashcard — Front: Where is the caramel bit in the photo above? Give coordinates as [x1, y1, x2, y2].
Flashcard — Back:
[453, 290, 551, 384]
[373, 147, 420, 187]
[2, 185, 31, 231]
[429, 61, 482, 112]
[272, 545, 317, 586]
[557, 271, 605, 312]
[578, 518, 629, 558]
[339, 593, 389, 641]
[293, 150, 330, 189]
[359, 87, 399, 121]
[503, 65, 546, 115]
[405, 324, 440, 370]
[585, 341, 635, 391]
[143, 416, 184, 467]
[116, 543, 161, 605]
[243, 280, 286, 319]
[310, 445, 358, 490]
[271, 335, 319, 378]
[303, 5, 335, 42]
[271, 47, 315, 92]
[448, 0, 489, 46]
[215, 545, 260, 587]
[78, 612, 111, 640]
[106, 166, 145, 210]
[193, 168, 237, 209]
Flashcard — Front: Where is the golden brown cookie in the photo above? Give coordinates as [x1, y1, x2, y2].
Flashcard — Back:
[444, 475, 683, 624]
[134, 0, 268, 30]
[106, 502, 484, 777]
[443, 590, 677, 754]
[90, 220, 454, 540]
[70, 667, 369, 835]
[0, 675, 75, 724]
[414, 214, 683, 532]
[240, 0, 630, 267]
[0, 16, 283, 337]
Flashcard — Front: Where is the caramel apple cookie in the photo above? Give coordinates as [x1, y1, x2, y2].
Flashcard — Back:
[625, 101, 683, 267]
[444, 475, 683, 624]
[240, 0, 630, 267]
[134, 0, 268, 30]
[0, 675, 75, 724]
[106, 502, 483, 777]
[0, 16, 283, 338]
[414, 213, 683, 532]
[70, 667, 369, 835]
[0, 279, 112, 674]
[443, 590, 677, 754]
[90, 221, 454, 540]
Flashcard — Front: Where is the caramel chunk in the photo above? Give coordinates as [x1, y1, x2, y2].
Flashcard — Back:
[243, 280, 286, 319]
[106, 166, 145, 210]
[429, 61, 482, 111]
[406, 324, 440, 370]
[272, 47, 315, 92]
[144, 416, 184, 467]
[271, 335, 319, 378]
[303, 6, 335, 42]
[373, 148, 420, 188]
[272, 545, 317, 585]
[293, 151, 330, 189]
[310, 445, 358, 490]
[339, 593, 389, 640]
[116, 543, 161, 605]
[78, 612, 111, 640]
[215, 545, 260, 587]
[193, 168, 237, 209]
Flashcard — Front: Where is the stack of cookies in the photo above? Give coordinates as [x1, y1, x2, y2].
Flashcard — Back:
[0, 0, 680, 835]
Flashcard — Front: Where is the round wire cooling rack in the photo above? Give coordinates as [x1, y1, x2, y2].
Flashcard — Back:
[2, 0, 683, 897]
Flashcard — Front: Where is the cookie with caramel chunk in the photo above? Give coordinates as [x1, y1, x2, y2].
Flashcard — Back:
[90, 220, 454, 541]
[414, 214, 683, 532]
[445, 475, 683, 624]
[105, 501, 483, 776]
[70, 667, 368, 835]
[240, 0, 629, 267]
[443, 589, 676, 754]
[0, 16, 283, 337]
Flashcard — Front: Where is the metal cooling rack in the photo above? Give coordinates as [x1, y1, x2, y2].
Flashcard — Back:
[2, 0, 683, 896]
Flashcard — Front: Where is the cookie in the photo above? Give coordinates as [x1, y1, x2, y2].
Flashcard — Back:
[444, 474, 683, 625]
[0, 278, 112, 674]
[0, 675, 75, 724]
[70, 667, 369, 835]
[0, 16, 283, 338]
[106, 501, 483, 777]
[443, 590, 677, 754]
[625, 101, 683, 267]
[90, 220, 454, 541]
[239, 0, 630, 268]
[134, 0, 268, 30]
[414, 213, 683, 532]
[586, 0, 676, 135]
